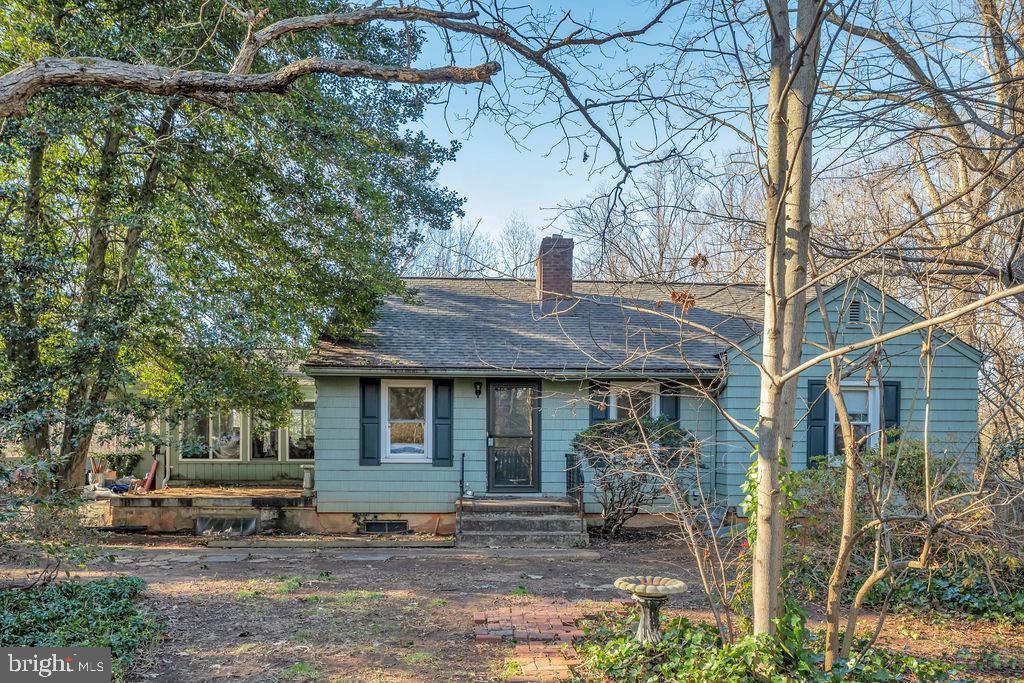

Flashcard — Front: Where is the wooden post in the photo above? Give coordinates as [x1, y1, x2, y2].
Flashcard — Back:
[300, 465, 314, 497]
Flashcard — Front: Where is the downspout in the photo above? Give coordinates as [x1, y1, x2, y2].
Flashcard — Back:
[160, 444, 171, 489]
[159, 417, 172, 489]
[709, 355, 730, 500]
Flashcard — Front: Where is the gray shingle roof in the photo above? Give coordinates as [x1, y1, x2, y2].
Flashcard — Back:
[305, 278, 763, 377]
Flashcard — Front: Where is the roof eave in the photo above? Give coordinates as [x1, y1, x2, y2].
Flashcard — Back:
[301, 365, 723, 380]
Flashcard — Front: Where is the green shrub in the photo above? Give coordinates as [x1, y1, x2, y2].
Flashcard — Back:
[789, 546, 1024, 625]
[97, 450, 145, 478]
[863, 557, 1024, 624]
[0, 577, 161, 682]
[578, 605, 955, 682]
[0, 461, 93, 580]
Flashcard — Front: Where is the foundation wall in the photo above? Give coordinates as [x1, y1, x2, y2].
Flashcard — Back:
[108, 499, 455, 535]
[583, 513, 682, 530]
[110, 499, 678, 536]
[286, 511, 455, 535]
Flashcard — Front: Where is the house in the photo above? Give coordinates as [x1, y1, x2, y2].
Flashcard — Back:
[115, 236, 982, 542]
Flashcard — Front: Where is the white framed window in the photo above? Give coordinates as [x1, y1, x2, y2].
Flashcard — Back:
[179, 414, 208, 460]
[250, 422, 281, 460]
[608, 382, 661, 420]
[827, 382, 880, 459]
[287, 402, 316, 460]
[181, 411, 242, 460]
[210, 411, 242, 459]
[381, 379, 433, 463]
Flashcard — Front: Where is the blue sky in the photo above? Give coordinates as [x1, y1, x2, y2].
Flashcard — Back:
[422, 108, 597, 236]
[414, 1, 676, 237]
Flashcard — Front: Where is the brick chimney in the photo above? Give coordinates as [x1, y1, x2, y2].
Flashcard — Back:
[536, 235, 574, 311]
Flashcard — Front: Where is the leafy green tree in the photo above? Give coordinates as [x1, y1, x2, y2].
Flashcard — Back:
[0, 1, 461, 484]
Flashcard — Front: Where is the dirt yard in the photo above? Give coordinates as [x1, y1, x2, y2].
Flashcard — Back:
[3, 533, 1023, 682]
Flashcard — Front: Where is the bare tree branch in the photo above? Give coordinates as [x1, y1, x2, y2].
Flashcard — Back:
[0, 56, 501, 118]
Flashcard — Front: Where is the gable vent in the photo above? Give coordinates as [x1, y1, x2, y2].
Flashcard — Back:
[848, 299, 863, 323]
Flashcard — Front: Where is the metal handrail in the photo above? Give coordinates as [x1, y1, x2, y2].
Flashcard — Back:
[456, 452, 466, 537]
[459, 452, 466, 497]
[566, 452, 587, 534]
[565, 451, 584, 508]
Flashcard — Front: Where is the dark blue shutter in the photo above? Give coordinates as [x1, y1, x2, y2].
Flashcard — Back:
[589, 381, 609, 424]
[359, 378, 381, 466]
[806, 379, 828, 468]
[433, 379, 454, 467]
[882, 381, 901, 444]
[660, 383, 680, 424]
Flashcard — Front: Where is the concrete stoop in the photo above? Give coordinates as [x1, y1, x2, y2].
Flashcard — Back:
[456, 497, 589, 548]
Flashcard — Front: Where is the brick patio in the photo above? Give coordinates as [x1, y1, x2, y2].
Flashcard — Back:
[474, 601, 585, 682]
[509, 642, 578, 683]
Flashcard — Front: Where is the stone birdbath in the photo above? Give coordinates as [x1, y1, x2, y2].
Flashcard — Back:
[613, 576, 687, 644]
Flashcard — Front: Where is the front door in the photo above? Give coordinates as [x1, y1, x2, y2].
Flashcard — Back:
[487, 381, 541, 492]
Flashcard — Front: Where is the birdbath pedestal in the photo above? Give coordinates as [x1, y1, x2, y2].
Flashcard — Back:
[613, 576, 687, 645]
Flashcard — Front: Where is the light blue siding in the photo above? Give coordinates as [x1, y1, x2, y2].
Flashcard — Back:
[313, 284, 980, 513]
[538, 380, 590, 497]
[315, 377, 587, 512]
[314, 376, 720, 513]
[315, 377, 462, 513]
[715, 283, 981, 506]
[171, 460, 307, 482]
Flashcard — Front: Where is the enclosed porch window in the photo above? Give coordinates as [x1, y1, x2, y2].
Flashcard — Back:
[250, 422, 280, 459]
[287, 402, 316, 460]
[180, 411, 242, 460]
[176, 392, 316, 463]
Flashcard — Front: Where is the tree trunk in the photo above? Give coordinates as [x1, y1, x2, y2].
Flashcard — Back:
[57, 102, 176, 487]
[58, 120, 122, 486]
[774, 0, 821, 618]
[823, 373, 859, 670]
[753, 0, 820, 635]
[752, 0, 792, 636]
[9, 137, 50, 459]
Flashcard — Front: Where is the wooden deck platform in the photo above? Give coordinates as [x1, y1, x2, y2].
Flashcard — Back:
[125, 484, 306, 500]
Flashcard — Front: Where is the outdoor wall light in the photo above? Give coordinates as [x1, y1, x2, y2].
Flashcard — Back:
[474, 381, 483, 397]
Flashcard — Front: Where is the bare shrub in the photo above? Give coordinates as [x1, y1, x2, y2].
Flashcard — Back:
[571, 416, 699, 538]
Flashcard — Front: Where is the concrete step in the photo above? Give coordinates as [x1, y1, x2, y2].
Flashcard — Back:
[457, 497, 577, 515]
[459, 513, 583, 533]
[457, 530, 590, 548]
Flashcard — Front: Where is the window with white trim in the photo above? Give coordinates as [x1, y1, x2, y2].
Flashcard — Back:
[211, 411, 242, 459]
[250, 425, 280, 459]
[608, 382, 661, 420]
[287, 402, 316, 460]
[381, 379, 433, 463]
[827, 383, 880, 458]
[181, 411, 242, 460]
